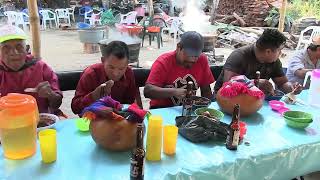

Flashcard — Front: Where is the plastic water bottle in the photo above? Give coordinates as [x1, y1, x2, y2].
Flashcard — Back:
[303, 69, 320, 107]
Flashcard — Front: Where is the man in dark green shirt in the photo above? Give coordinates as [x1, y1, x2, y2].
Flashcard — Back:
[214, 29, 302, 95]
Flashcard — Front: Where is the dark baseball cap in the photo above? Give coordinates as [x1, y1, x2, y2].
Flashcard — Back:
[179, 31, 204, 57]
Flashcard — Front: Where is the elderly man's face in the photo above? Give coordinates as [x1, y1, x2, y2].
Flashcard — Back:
[0, 39, 27, 71]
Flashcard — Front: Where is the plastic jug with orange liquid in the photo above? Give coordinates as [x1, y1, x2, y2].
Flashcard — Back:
[0, 93, 39, 159]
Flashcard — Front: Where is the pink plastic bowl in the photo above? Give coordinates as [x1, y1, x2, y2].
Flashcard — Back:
[269, 100, 285, 111]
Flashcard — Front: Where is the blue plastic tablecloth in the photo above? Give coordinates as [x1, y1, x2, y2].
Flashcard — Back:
[1, 91, 320, 180]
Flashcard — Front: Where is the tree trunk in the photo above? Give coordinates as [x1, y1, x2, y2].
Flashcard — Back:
[27, 0, 41, 59]
[210, 0, 219, 25]
[278, 0, 287, 32]
[148, 0, 154, 16]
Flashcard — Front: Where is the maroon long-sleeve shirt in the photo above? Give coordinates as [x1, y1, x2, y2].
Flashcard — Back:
[71, 63, 137, 115]
[0, 55, 62, 113]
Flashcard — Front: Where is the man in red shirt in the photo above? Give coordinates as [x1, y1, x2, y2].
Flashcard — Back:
[0, 25, 63, 114]
[144, 31, 215, 109]
[71, 41, 140, 115]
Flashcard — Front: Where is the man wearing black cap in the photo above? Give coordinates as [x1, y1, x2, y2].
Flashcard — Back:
[144, 31, 214, 109]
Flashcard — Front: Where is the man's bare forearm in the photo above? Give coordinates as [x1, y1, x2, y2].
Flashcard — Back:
[144, 84, 176, 99]
[294, 69, 312, 79]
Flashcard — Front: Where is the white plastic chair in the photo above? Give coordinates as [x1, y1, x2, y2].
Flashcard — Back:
[55, 9, 71, 27]
[120, 11, 137, 25]
[89, 11, 102, 25]
[4, 11, 17, 25]
[15, 12, 30, 31]
[67, 7, 75, 22]
[84, 10, 92, 24]
[296, 26, 320, 50]
[39, 10, 58, 30]
[163, 17, 182, 45]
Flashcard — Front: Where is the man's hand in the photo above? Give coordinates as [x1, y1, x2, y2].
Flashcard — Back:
[172, 88, 187, 99]
[257, 79, 275, 95]
[36, 81, 54, 98]
[292, 83, 303, 95]
[91, 80, 114, 100]
[36, 81, 62, 110]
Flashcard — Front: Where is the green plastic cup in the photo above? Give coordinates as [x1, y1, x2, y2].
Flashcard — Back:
[75, 118, 90, 132]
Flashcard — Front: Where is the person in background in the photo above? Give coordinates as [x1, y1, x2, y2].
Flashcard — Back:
[71, 41, 141, 115]
[0, 25, 63, 115]
[144, 31, 214, 109]
[286, 36, 320, 88]
[214, 29, 303, 95]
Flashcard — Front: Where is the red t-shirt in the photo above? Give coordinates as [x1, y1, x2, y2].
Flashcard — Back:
[146, 51, 214, 108]
[71, 63, 137, 115]
[0, 55, 62, 113]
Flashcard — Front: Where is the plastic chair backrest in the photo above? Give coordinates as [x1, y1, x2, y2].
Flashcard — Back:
[91, 11, 101, 19]
[84, 10, 93, 19]
[22, 8, 28, 14]
[55, 9, 69, 18]
[296, 26, 320, 50]
[40, 10, 55, 19]
[310, 27, 320, 39]
[170, 17, 181, 32]
[15, 12, 29, 24]
[67, 6, 75, 13]
[135, 6, 145, 16]
[79, 6, 92, 16]
[4, 11, 17, 24]
[120, 11, 137, 24]
[141, 16, 151, 27]
[151, 17, 167, 28]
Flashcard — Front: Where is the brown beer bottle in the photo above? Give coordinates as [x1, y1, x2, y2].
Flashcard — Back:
[226, 104, 240, 150]
[130, 124, 145, 180]
[182, 81, 194, 116]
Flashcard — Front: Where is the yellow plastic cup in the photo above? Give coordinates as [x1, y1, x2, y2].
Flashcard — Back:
[38, 129, 57, 163]
[146, 115, 163, 161]
[163, 125, 178, 155]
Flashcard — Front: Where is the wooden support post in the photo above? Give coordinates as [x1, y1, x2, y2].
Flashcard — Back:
[27, 0, 41, 59]
[210, 0, 219, 25]
[278, 0, 287, 32]
[148, 0, 154, 17]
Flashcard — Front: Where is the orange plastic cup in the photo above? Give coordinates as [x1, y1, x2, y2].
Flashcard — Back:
[163, 125, 178, 155]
